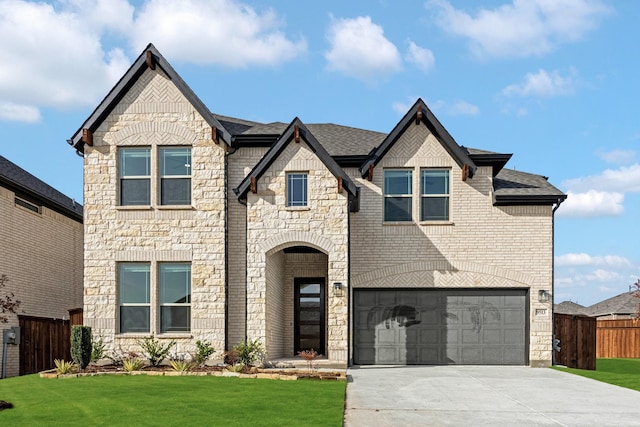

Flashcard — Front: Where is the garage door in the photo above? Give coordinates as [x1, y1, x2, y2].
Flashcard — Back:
[353, 289, 527, 365]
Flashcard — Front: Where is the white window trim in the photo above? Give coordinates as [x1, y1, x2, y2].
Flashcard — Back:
[420, 168, 451, 222]
[286, 171, 308, 208]
[383, 168, 413, 222]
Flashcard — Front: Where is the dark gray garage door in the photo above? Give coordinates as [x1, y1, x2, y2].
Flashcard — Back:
[353, 289, 527, 365]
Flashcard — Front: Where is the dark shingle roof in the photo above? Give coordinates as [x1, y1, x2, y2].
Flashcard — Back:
[0, 155, 83, 221]
[587, 292, 638, 317]
[493, 169, 566, 205]
[554, 301, 588, 315]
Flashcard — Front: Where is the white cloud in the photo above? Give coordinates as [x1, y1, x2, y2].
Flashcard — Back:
[556, 190, 624, 217]
[555, 253, 632, 268]
[405, 41, 435, 73]
[502, 69, 578, 97]
[426, 0, 611, 59]
[431, 100, 480, 116]
[325, 16, 401, 81]
[0, 0, 132, 120]
[562, 164, 640, 193]
[597, 149, 637, 165]
[584, 269, 622, 283]
[130, 0, 306, 67]
[392, 97, 417, 115]
[0, 102, 41, 123]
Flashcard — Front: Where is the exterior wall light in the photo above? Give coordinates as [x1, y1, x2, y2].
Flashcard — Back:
[538, 289, 550, 302]
[333, 282, 344, 297]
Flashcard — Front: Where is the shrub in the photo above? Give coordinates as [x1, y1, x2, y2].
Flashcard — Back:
[54, 359, 78, 374]
[169, 358, 193, 372]
[70, 325, 92, 369]
[232, 339, 264, 367]
[91, 335, 105, 364]
[122, 357, 145, 372]
[194, 340, 215, 367]
[138, 334, 175, 366]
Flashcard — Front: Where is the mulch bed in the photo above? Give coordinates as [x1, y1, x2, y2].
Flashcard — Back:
[40, 364, 346, 381]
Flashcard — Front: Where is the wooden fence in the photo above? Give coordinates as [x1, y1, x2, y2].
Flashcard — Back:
[18, 315, 71, 375]
[554, 313, 596, 370]
[596, 319, 640, 358]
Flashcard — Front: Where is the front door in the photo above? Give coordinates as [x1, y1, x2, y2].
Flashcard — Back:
[294, 278, 326, 355]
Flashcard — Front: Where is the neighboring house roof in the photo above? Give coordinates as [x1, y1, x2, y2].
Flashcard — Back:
[359, 98, 477, 179]
[587, 291, 638, 318]
[69, 43, 231, 152]
[493, 169, 567, 206]
[0, 155, 83, 222]
[234, 118, 360, 210]
[554, 301, 588, 316]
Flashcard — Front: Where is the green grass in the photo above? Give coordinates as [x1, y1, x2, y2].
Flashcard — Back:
[0, 374, 346, 426]
[552, 358, 640, 392]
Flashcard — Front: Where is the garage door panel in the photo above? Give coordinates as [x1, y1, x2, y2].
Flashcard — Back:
[354, 289, 527, 365]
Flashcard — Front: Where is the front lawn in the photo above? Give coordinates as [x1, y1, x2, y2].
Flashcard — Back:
[552, 358, 640, 392]
[0, 374, 346, 426]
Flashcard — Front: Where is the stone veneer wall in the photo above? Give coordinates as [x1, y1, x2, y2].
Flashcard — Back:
[245, 141, 349, 364]
[0, 186, 83, 377]
[348, 123, 555, 366]
[83, 68, 226, 357]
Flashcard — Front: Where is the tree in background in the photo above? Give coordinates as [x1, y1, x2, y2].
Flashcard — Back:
[633, 278, 640, 318]
[0, 275, 21, 323]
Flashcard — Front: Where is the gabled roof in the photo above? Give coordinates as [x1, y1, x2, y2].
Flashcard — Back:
[234, 118, 359, 208]
[69, 44, 231, 152]
[587, 292, 638, 317]
[554, 301, 588, 316]
[359, 98, 477, 178]
[0, 155, 83, 222]
[493, 169, 567, 206]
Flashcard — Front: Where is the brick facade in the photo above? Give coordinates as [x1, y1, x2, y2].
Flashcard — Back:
[0, 185, 83, 377]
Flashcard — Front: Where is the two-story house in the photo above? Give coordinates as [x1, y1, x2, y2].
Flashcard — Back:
[68, 44, 565, 368]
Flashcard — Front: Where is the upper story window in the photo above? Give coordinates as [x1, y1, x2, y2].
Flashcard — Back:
[159, 263, 191, 333]
[384, 169, 412, 221]
[287, 172, 308, 207]
[160, 147, 191, 205]
[119, 148, 151, 206]
[119, 263, 151, 333]
[421, 169, 450, 221]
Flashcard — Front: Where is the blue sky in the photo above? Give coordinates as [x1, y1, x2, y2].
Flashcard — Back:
[1, 0, 638, 306]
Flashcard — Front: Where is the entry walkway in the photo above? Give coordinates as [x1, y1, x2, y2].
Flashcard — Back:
[344, 366, 640, 426]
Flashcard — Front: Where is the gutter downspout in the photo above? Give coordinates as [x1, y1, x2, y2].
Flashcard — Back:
[551, 197, 565, 365]
[224, 145, 238, 353]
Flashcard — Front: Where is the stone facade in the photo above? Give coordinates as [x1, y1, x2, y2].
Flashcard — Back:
[77, 45, 562, 368]
[0, 185, 83, 377]
[244, 141, 349, 363]
[83, 68, 226, 356]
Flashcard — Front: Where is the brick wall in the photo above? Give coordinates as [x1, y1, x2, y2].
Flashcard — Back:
[0, 186, 83, 377]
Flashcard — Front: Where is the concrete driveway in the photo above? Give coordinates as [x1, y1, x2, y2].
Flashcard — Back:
[344, 366, 640, 426]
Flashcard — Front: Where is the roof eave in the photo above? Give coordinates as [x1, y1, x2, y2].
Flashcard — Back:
[493, 194, 567, 206]
[360, 99, 477, 178]
[69, 44, 232, 153]
[469, 153, 513, 176]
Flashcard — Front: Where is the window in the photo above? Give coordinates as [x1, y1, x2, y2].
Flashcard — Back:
[119, 263, 150, 333]
[384, 170, 412, 221]
[287, 172, 308, 207]
[159, 263, 191, 333]
[421, 169, 450, 221]
[120, 148, 151, 205]
[160, 147, 191, 205]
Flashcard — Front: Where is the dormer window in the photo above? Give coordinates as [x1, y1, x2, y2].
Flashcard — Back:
[287, 172, 308, 207]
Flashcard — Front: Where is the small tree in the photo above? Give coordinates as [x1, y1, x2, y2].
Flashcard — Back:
[0, 275, 21, 323]
[70, 325, 92, 369]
